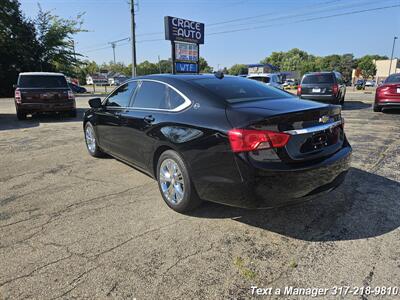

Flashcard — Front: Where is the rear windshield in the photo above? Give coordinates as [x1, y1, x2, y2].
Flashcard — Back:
[248, 76, 270, 83]
[190, 76, 292, 103]
[18, 75, 68, 88]
[385, 74, 400, 83]
[302, 74, 334, 84]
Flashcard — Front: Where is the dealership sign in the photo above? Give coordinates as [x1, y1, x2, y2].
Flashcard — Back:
[175, 62, 198, 73]
[164, 16, 204, 44]
[175, 42, 198, 62]
[165, 16, 205, 74]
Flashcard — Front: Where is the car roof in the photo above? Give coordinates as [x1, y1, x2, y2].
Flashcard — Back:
[304, 71, 335, 75]
[129, 73, 241, 84]
[247, 73, 276, 77]
[19, 72, 65, 76]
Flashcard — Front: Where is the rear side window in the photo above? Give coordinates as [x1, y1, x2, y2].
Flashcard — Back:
[302, 74, 334, 84]
[249, 76, 270, 83]
[385, 74, 400, 83]
[191, 76, 291, 103]
[18, 75, 68, 88]
[105, 81, 137, 107]
[132, 81, 185, 110]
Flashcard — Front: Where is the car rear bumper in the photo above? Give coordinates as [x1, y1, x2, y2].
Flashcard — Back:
[300, 94, 340, 103]
[375, 98, 400, 108]
[16, 101, 75, 113]
[194, 145, 352, 209]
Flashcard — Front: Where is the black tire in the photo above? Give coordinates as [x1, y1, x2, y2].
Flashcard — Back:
[156, 150, 202, 213]
[16, 110, 27, 120]
[84, 122, 105, 157]
[340, 94, 345, 105]
[373, 105, 381, 112]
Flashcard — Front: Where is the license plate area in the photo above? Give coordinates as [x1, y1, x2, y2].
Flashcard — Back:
[397, 88, 400, 93]
[312, 88, 321, 93]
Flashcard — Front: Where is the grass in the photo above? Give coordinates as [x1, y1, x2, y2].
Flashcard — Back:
[233, 256, 257, 280]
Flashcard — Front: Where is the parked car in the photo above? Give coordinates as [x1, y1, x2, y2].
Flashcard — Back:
[14, 72, 76, 120]
[83, 74, 351, 213]
[283, 79, 296, 88]
[297, 71, 346, 105]
[355, 79, 366, 90]
[374, 73, 400, 112]
[68, 82, 87, 94]
[247, 73, 283, 89]
[365, 80, 375, 87]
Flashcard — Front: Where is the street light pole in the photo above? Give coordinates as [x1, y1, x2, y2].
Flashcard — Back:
[388, 36, 398, 76]
[130, 0, 137, 77]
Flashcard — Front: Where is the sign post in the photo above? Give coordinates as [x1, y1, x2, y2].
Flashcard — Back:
[164, 16, 205, 74]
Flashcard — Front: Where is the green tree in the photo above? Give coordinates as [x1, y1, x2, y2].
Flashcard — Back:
[34, 4, 85, 76]
[136, 60, 159, 75]
[228, 64, 248, 75]
[357, 55, 377, 79]
[260, 48, 316, 76]
[0, 0, 41, 96]
[158, 59, 172, 73]
[199, 57, 213, 73]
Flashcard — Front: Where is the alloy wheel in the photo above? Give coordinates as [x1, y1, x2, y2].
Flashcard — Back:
[85, 125, 96, 153]
[159, 158, 185, 205]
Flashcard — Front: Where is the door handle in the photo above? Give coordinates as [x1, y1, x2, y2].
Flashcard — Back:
[144, 115, 155, 124]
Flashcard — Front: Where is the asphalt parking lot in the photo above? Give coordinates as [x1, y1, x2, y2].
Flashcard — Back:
[0, 92, 399, 299]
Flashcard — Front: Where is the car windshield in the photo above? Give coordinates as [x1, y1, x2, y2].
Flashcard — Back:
[302, 74, 334, 84]
[18, 75, 68, 88]
[385, 74, 400, 83]
[190, 76, 292, 103]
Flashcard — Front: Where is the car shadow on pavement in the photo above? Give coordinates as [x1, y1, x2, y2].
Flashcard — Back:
[191, 168, 400, 242]
[382, 108, 400, 114]
[342, 101, 371, 110]
[0, 108, 87, 131]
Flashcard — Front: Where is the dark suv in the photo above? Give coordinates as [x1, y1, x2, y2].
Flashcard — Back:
[297, 71, 346, 105]
[14, 72, 76, 120]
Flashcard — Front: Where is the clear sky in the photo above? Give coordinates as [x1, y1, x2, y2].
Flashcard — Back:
[19, 0, 400, 69]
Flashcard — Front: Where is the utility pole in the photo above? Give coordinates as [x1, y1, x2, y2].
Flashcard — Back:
[389, 36, 398, 76]
[108, 38, 130, 65]
[111, 43, 116, 64]
[158, 55, 161, 73]
[130, 0, 137, 77]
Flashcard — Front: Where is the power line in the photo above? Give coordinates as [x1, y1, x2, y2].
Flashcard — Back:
[207, 0, 390, 30]
[207, 3, 400, 36]
[79, 1, 400, 55]
[123, 0, 346, 39]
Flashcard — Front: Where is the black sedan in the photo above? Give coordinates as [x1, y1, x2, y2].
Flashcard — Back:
[68, 82, 87, 94]
[83, 74, 351, 212]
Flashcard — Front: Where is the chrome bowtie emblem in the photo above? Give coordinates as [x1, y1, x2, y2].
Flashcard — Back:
[319, 115, 330, 123]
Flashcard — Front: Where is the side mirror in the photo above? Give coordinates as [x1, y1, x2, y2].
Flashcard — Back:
[13, 84, 17, 89]
[89, 98, 102, 108]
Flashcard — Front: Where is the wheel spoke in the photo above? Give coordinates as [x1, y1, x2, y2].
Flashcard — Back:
[159, 158, 185, 205]
[160, 168, 171, 182]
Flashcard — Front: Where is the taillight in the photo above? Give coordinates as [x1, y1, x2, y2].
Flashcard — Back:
[68, 90, 75, 100]
[297, 85, 302, 95]
[15, 89, 21, 103]
[332, 84, 339, 95]
[377, 86, 390, 94]
[228, 129, 291, 153]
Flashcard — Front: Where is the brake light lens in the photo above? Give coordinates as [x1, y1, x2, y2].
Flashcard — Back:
[332, 84, 339, 95]
[68, 90, 75, 100]
[228, 129, 291, 153]
[297, 85, 302, 95]
[15, 89, 21, 103]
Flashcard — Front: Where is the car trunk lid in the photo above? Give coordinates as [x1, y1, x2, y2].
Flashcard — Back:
[226, 98, 344, 162]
